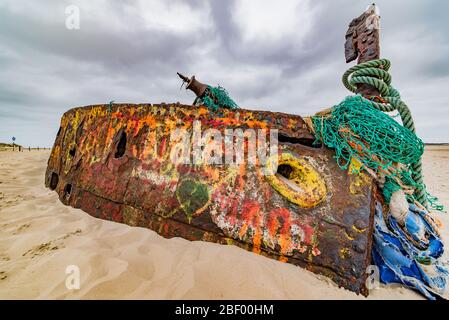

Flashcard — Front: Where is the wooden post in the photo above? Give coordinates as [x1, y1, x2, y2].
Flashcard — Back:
[344, 4, 381, 97]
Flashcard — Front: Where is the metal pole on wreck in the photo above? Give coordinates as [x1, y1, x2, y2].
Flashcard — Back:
[344, 3, 381, 97]
[344, 5, 429, 208]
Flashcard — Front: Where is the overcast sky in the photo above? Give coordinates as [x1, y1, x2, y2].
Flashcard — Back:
[1, 0, 448, 146]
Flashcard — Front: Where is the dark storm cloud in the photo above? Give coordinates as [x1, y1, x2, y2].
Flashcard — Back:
[0, 7, 205, 77]
[0, 0, 448, 147]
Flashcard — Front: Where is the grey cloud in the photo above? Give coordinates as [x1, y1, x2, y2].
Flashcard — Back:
[0, 0, 448, 147]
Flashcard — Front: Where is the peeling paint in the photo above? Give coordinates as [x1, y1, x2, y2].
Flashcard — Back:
[45, 102, 378, 296]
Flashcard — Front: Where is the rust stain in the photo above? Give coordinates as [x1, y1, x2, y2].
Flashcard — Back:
[45, 102, 378, 296]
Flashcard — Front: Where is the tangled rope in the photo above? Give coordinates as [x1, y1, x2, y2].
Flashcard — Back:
[341, 58, 427, 208]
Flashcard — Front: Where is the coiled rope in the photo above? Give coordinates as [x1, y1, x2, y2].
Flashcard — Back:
[341, 58, 427, 208]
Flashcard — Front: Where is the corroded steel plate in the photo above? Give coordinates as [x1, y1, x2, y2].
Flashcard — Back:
[45, 103, 376, 295]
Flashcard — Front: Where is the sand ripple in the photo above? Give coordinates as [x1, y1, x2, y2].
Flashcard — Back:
[1, 148, 448, 299]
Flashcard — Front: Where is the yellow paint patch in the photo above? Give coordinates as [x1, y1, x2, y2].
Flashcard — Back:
[352, 225, 366, 233]
[265, 153, 326, 208]
[89, 106, 107, 117]
[349, 157, 363, 173]
[345, 230, 355, 240]
[348, 157, 371, 195]
[339, 248, 352, 259]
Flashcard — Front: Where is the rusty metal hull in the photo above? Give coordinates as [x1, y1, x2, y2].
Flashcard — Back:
[45, 103, 377, 295]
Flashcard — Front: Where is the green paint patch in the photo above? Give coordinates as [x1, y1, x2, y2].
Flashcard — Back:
[176, 179, 210, 221]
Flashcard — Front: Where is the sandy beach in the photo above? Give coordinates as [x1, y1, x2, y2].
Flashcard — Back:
[1, 146, 448, 300]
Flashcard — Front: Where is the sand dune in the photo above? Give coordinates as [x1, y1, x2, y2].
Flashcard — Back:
[1, 147, 448, 299]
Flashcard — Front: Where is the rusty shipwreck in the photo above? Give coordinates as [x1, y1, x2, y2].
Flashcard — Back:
[45, 7, 385, 296]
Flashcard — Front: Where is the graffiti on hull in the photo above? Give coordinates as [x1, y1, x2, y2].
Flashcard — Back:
[46, 103, 377, 296]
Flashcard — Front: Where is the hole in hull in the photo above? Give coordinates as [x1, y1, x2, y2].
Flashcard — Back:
[69, 148, 76, 157]
[49, 172, 59, 190]
[64, 183, 72, 199]
[276, 163, 305, 192]
[277, 164, 293, 179]
[114, 131, 127, 158]
[278, 133, 321, 148]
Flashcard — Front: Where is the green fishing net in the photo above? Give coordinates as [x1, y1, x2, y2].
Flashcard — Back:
[312, 95, 427, 204]
[197, 85, 239, 111]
